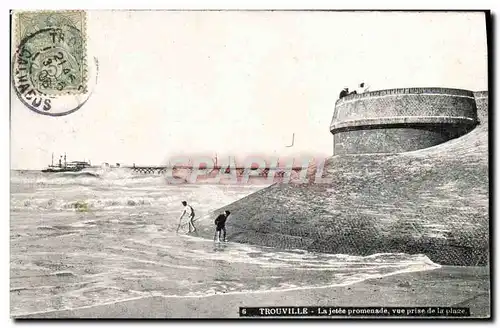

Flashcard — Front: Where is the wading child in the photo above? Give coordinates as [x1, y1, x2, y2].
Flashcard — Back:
[214, 210, 230, 242]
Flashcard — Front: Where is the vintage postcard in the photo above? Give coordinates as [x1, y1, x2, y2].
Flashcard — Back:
[10, 10, 490, 319]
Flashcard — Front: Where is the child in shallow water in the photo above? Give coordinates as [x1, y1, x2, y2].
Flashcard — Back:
[214, 210, 230, 242]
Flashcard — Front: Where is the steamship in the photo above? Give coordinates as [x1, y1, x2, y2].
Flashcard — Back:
[41, 153, 92, 173]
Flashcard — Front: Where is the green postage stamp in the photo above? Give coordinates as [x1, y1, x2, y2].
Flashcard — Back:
[13, 10, 87, 96]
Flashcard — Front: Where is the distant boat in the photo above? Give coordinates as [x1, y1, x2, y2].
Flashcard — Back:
[41, 153, 91, 173]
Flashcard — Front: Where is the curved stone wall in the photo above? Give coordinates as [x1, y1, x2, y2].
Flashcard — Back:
[474, 91, 489, 124]
[331, 88, 479, 155]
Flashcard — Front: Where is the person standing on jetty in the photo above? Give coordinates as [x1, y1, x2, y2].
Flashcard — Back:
[339, 87, 349, 99]
[214, 210, 231, 242]
[356, 82, 370, 94]
[177, 201, 196, 233]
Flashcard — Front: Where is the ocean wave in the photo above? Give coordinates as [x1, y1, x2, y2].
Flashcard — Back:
[57, 172, 101, 179]
[11, 184, 264, 218]
[11, 169, 168, 187]
[11, 168, 281, 187]
[11, 196, 166, 211]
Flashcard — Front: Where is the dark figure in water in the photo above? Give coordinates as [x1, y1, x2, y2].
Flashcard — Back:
[339, 87, 349, 99]
[214, 210, 231, 242]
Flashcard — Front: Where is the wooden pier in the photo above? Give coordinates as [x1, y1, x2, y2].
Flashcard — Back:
[125, 166, 308, 177]
[125, 166, 169, 174]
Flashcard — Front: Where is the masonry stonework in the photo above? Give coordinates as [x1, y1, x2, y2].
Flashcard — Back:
[331, 88, 479, 155]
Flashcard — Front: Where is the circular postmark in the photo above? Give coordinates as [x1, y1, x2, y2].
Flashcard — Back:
[12, 25, 96, 117]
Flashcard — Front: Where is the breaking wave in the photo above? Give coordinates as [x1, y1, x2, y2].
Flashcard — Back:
[11, 196, 164, 211]
[11, 169, 168, 187]
[57, 172, 101, 178]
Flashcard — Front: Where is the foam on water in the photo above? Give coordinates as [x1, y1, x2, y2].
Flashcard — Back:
[11, 169, 167, 187]
[11, 170, 439, 316]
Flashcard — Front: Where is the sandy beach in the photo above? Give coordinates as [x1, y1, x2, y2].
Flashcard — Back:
[15, 265, 490, 319]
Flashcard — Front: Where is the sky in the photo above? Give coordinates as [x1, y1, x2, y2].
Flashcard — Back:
[11, 11, 488, 169]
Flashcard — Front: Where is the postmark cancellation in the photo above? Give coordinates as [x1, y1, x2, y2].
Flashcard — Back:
[12, 10, 88, 105]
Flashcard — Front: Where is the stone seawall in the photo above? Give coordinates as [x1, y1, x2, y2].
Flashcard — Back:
[196, 90, 489, 266]
[474, 91, 489, 124]
[331, 88, 479, 155]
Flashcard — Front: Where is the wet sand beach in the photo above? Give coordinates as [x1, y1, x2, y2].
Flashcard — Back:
[15, 265, 490, 319]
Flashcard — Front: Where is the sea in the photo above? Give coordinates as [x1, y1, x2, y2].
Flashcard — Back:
[10, 168, 440, 316]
